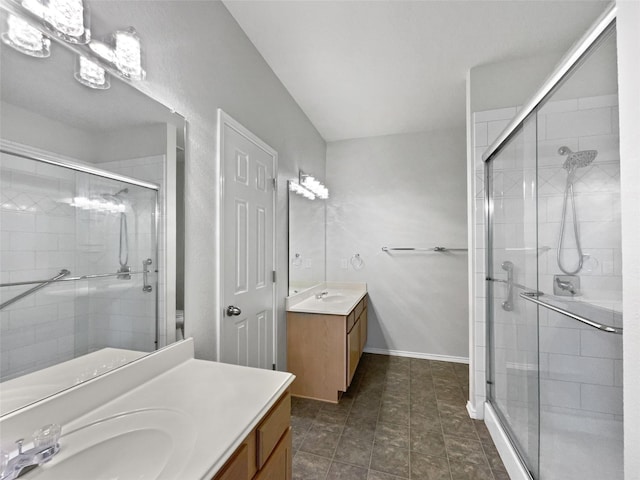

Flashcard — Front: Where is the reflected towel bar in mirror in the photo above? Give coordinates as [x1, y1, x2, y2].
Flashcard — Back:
[0, 269, 70, 310]
[382, 246, 468, 252]
[0, 270, 152, 288]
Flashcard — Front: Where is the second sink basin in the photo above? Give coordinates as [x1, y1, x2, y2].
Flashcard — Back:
[25, 408, 196, 480]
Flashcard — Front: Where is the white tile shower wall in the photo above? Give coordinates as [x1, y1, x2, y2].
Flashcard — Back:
[91, 155, 165, 353]
[472, 96, 622, 421]
[0, 152, 78, 380]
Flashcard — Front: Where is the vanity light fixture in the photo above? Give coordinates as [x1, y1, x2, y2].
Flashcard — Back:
[1, 13, 50, 57]
[74, 54, 110, 89]
[2, 0, 146, 89]
[299, 171, 329, 199]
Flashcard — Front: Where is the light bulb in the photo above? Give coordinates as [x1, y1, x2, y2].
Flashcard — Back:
[1, 14, 50, 57]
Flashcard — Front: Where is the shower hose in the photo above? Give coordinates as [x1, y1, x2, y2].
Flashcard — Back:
[119, 212, 129, 268]
[557, 173, 584, 275]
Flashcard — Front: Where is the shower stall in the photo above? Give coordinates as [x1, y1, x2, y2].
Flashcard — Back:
[0, 148, 159, 381]
[483, 9, 623, 480]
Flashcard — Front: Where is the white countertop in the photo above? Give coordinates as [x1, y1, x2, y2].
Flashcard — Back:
[3, 340, 295, 480]
[286, 282, 367, 315]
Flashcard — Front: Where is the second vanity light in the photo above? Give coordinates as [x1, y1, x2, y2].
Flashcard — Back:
[289, 170, 329, 201]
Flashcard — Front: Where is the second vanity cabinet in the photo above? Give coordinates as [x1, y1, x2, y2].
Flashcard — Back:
[213, 391, 292, 480]
[287, 294, 368, 403]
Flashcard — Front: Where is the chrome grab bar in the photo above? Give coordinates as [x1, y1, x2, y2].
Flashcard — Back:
[142, 258, 153, 293]
[0, 271, 147, 288]
[519, 292, 622, 335]
[0, 269, 70, 310]
[382, 246, 468, 252]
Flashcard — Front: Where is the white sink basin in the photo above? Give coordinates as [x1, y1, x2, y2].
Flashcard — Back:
[25, 408, 196, 479]
[319, 293, 345, 303]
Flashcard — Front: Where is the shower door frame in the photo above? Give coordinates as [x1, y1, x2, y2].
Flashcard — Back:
[0, 140, 161, 347]
[482, 4, 618, 479]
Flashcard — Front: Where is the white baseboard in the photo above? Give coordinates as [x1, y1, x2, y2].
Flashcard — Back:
[484, 402, 532, 480]
[363, 347, 469, 364]
[466, 400, 481, 419]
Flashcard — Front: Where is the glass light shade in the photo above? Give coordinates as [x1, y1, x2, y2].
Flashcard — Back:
[74, 55, 110, 90]
[46, 0, 85, 37]
[1, 14, 50, 58]
[114, 27, 145, 80]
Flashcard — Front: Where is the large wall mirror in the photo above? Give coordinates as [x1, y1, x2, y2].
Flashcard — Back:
[288, 183, 326, 295]
[0, 6, 186, 415]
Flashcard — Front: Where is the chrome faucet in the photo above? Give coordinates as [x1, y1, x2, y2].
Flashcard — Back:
[315, 290, 329, 299]
[1, 424, 61, 480]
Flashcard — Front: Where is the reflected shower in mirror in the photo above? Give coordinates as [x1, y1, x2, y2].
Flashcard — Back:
[288, 179, 326, 295]
[0, 5, 186, 416]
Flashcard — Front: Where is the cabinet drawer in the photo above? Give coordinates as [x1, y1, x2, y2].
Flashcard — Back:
[254, 428, 292, 480]
[346, 311, 356, 333]
[257, 392, 291, 469]
[212, 443, 248, 480]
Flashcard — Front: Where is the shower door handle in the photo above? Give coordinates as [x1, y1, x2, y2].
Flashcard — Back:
[501, 261, 514, 311]
[142, 258, 153, 293]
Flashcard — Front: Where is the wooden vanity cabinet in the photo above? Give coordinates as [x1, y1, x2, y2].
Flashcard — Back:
[287, 294, 368, 403]
[213, 391, 292, 480]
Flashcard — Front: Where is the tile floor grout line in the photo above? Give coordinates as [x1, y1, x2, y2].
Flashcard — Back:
[432, 364, 455, 480]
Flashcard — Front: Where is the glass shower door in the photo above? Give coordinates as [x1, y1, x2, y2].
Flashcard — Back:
[73, 172, 158, 356]
[486, 115, 540, 478]
[534, 26, 623, 480]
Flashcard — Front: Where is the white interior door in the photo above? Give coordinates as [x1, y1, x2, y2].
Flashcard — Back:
[218, 110, 277, 369]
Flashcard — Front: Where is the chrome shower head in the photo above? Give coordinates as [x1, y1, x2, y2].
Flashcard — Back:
[558, 146, 597, 170]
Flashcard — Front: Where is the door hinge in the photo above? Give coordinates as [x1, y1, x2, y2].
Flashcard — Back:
[272, 178, 277, 190]
[272, 363, 276, 371]
[272, 270, 276, 282]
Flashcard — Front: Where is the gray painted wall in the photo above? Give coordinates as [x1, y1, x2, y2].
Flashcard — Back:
[325, 129, 469, 360]
[90, 1, 326, 365]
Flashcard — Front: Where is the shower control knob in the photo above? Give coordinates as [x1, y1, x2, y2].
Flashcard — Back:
[226, 305, 242, 317]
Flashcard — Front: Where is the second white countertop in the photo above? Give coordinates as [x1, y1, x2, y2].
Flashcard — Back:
[286, 282, 367, 315]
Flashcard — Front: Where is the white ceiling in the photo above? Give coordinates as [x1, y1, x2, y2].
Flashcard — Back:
[223, 0, 610, 142]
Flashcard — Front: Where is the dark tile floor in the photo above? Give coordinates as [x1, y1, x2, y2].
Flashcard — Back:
[291, 353, 509, 480]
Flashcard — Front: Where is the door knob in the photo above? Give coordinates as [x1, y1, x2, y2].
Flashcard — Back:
[226, 305, 242, 316]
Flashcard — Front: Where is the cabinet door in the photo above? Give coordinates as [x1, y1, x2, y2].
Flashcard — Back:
[359, 308, 367, 354]
[347, 318, 360, 386]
